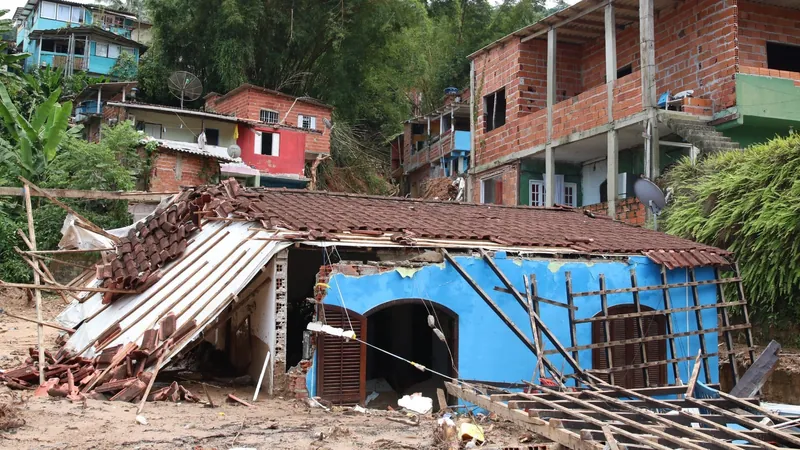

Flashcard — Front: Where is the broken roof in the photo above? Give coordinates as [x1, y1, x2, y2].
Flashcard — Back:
[95, 179, 730, 296]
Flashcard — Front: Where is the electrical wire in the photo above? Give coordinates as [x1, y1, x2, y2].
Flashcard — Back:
[324, 245, 354, 333]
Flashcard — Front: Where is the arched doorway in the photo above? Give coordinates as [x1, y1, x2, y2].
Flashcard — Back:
[592, 304, 667, 388]
[316, 300, 458, 409]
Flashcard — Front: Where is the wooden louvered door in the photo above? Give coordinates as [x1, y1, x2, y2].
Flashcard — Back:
[592, 304, 667, 388]
[317, 305, 366, 405]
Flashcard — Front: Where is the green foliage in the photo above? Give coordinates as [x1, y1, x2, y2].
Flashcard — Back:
[662, 133, 800, 326]
[0, 215, 31, 283]
[0, 83, 77, 183]
[109, 51, 139, 81]
[0, 9, 30, 91]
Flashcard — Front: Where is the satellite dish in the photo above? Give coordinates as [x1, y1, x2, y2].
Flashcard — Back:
[633, 177, 667, 230]
[323, 118, 333, 129]
[167, 71, 203, 109]
[227, 144, 241, 159]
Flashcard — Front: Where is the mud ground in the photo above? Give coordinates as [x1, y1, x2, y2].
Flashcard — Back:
[0, 288, 530, 450]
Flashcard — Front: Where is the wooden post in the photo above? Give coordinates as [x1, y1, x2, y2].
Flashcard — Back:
[659, 266, 682, 384]
[630, 269, 650, 387]
[523, 274, 543, 382]
[564, 272, 579, 385]
[529, 274, 545, 379]
[714, 267, 739, 384]
[734, 263, 757, 365]
[545, 27, 556, 207]
[599, 275, 615, 386]
[605, 2, 618, 217]
[23, 185, 45, 385]
[688, 268, 711, 383]
[639, 0, 660, 178]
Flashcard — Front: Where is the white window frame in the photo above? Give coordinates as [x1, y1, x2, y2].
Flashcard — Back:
[95, 42, 109, 57]
[108, 44, 121, 58]
[563, 182, 578, 207]
[56, 3, 71, 22]
[260, 109, 278, 124]
[529, 180, 545, 206]
[143, 122, 162, 139]
[480, 175, 502, 204]
[298, 114, 316, 130]
[40, 1, 57, 20]
[254, 131, 280, 156]
[70, 6, 82, 23]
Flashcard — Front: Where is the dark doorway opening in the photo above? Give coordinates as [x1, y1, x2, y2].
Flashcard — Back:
[592, 304, 667, 388]
[364, 300, 457, 411]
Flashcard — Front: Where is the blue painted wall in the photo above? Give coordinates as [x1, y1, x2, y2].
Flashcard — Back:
[454, 130, 471, 151]
[309, 254, 720, 396]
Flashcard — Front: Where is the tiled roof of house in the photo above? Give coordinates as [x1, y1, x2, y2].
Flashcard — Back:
[96, 179, 731, 299]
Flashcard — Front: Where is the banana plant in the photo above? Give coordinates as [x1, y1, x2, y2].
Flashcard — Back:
[0, 83, 75, 183]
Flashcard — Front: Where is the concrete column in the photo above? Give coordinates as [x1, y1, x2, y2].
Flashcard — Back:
[545, 27, 557, 207]
[468, 60, 476, 202]
[639, 0, 659, 179]
[605, 3, 618, 217]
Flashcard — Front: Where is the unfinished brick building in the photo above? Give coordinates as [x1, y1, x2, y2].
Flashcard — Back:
[463, 0, 800, 220]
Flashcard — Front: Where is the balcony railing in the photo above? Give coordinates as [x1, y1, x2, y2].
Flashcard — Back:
[51, 55, 87, 71]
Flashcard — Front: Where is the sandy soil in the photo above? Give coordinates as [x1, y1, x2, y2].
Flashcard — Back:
[0, 288, 530, 450]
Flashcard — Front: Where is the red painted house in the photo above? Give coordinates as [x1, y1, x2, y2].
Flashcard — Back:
[205, 84, 333, 187]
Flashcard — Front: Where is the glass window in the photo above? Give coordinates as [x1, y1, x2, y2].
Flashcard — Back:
[57, 4, 71, 21]
[299, 114, 316, 130]
[260, 109, 278, 123]
[564, 182, 577, 207]
[481, 175, 503, 205]
[121, 47, 134, 55]
[530, 181, 545, 207]
[71, 7, 82, 23]
[108, 44, 120, 58]
[96, 42, 108, 57]
[142, 123, 162, 139]
[41, 2, 57, 19]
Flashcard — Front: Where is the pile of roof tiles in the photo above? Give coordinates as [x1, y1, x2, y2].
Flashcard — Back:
[0, 316, 198, 404]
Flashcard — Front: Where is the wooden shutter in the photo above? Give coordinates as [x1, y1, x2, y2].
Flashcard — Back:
[317, 305, 366, 405]
[592, 304, 667, 388]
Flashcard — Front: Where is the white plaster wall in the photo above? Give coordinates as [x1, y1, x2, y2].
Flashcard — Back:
[131, 110, 238, 147]
[581, 159, 607, 206]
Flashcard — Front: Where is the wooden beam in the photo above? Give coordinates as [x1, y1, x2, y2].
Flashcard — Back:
[523, 274, 544, 382]
[573, 300, 747, 323]
[660, 266, 682, 383]
[0, 186, 174, 202]
[630, 269, 650, 387]
[529, 274, 544, 379]
[543, 324, 750, 354]
[493, 286, 578, 310]
[685, 350, 703, 397]
[715, 267, 740, 384]
[688, 268, 711, 382]
[445, 382, 604, 450]
[0, 309, 76, 333]
[730, 340, 781, 399]
[521, 0, 611, 43]
[599, 275, 615, 386]
[23, 184, 45, 385]
[586, 353, 716, 374]
[22, 248, 115, 254]
[565, 272, 579, 383]
[20, 176, 121, 244]
[442, 250, 564, 382]
[685, 397, 800, 448]
[571, 277, 741, 297]
[478, 249, 587, 384]
[734, 263, 757, 366]
[0, 282, 136, 294]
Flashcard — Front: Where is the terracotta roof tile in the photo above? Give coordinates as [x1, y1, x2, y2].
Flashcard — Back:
[98, 179, 731, 301]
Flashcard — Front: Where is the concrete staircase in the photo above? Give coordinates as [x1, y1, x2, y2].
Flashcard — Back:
[665, 117, 740, 153]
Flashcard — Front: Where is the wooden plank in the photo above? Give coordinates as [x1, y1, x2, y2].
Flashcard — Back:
[443, 250, 564, 381]
[23, 185, 45, 385]
[508, 396, 759, 410]
[0, 186, 173, 202]
[730, 340, 781, 399]
[529, 274, 544, 379]
[445, 382, 604, 450]
[0, 282, 136, 294]
[574, 387, 777, 450]
[598, 275, 615, 386]
[476, 249, 584, 384]
[21, 176, 121, 243]
[686, 397, 800, 448]
[573, 301, 746, 324]
[0, 309, 76, 333]
[519, 387, 684, 450]
[629, 269, 649, 387]
[714, 388, 794, 425]
[21, 248, 116, 254]
[688, 268, 711, 382]
[685, 350, 703, 397]
[136, 344, 168, 415]
[565, 272, 579, 385]
[571, 277, 741, 297]
[523, 274, 544, 382]
[493, 286, 578, 310]
[587, 352, 716, 374]
[542, 324, 750, 354]
[734, 263, 758, 366]
[660, 266, 682, 384]
[715, 267, 740, 384]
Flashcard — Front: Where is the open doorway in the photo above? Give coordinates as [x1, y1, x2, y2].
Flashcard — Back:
[364, 299, 458, 411]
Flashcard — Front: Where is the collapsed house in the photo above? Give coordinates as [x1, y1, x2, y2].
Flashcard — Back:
[5, 178, 797, 448]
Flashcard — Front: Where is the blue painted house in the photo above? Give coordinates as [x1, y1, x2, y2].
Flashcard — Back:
[12, 0, 149, 77]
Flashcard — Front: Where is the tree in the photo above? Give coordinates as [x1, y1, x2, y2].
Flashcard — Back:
[0, 9, 31, 91]
[662, 133, 800, 327]
[109, 51, 138, 81]
[0, 84, 76, 184]
[94, 0, 147, 18]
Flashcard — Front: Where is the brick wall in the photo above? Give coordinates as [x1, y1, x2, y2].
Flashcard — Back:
[208, 86, 332, 155]
[738, 0, 800, 70]
[471, 0, 738, 168]
[149, 150, 218, 192]
[584, 197, 646, 226]
[470, 163, 519, 205]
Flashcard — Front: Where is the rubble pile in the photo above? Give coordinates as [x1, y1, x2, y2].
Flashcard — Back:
[421, 177, 459, 201]
[0, 322, 198, 405]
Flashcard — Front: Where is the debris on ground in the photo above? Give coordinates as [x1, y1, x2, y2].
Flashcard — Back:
[0, 391, 25, 431]
[420, 177, 459, 201]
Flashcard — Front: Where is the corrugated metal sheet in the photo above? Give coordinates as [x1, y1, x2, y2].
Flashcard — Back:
[152, 138, 237, 162]
[62, 221, 290, 359]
